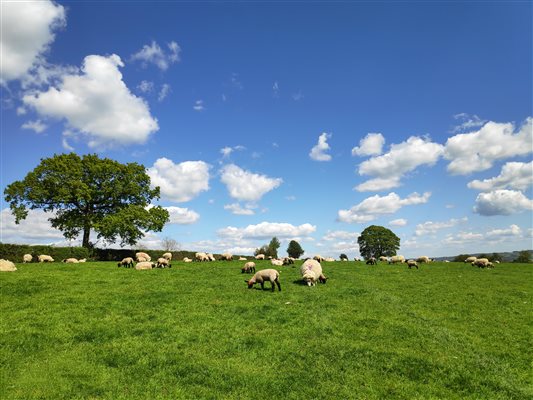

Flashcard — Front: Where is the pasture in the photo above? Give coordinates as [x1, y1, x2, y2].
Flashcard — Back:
[1, 260, 531, 399]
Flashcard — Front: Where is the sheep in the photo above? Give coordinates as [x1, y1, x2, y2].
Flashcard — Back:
[379, 256, 388, 262]
[238, 257, 247, 261]
[156, 257, 171, 268]
[63, 258, 79, 263]
[118, 257, 134, 268]
[300, 259, 327, 286]
[472, 258, 493, 268]
[195, 252, 209, 262]
[464, 256, 477, 263]
[255, 254, 265, 260]
[220, 253, 233, 261]
[78, 258, 87, 263]
[340, 255, 349, 261]
[38, 255, 54, 263]
[242, 261, 256, 274]
[407, 259, 419, 269]
[0, 259, 17, 272]
[313, 255, 325, 263]
[282, 257, 294, 265]
[207, 253, 216, 261]
[388, 255, 405, 264]
[183, 257, 193, 263]
[271, 259, 283, 266]
[366, 257, 377, 265]
[162, 252, 172, 261]
[324, 257, 336, 262]
[494, 260, 500, 264]
[135, 261, 154, 270]
[136, 252, 151, 262]
[23, 254, 32, 263]
[246, 269, 281, 291]
[416, 256, 431, 264]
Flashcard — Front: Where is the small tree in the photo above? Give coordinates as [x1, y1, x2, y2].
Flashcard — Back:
[161, 237, 180, 252]
[514, 250, 531, 263]
[357, 225, 400, 260]
[287, 240, 304, 259]
[268, 237, 281, 259]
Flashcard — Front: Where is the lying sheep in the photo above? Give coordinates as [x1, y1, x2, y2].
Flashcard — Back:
[136, 252, 151, 262]
[300, 259, 327, 286]
[271, 259, 283, 266]
[23, 254, 32, 263]
[417, 256, 431, 263]
[183, 257, 193, 263]
[407, 259, 418, 269]
[156, 257, 171, 268]
[63, 258, 79, 263]
[324, 257, 335, 262]
[38, 255, 54, 263]
[366, 257, 377, 265]
[0, 259, 17, 272]
[241, 262, 256, 274]
[472, 258, 493, 268]
[195, 252, 209, 262]
[135, 261, 154, 270]
[118, 257, 134, 268]
[78, 258, 87, 263]
[246, 269, 281, 291]
[162, 252, 172, 261]
[464, 256, 477, 263]
[255, 254, 265, 260]
[388, 255, 405, 264]
[238, 257, 247, 261]
[220, 253, 233, 261]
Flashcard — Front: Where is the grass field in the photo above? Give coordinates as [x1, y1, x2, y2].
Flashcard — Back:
[1, 260, 532, 399]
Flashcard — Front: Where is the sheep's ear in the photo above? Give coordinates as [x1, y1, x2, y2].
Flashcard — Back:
[244, 280, 249, 283]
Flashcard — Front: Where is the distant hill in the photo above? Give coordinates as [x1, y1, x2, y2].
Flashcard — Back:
[433, 250, 533, 262]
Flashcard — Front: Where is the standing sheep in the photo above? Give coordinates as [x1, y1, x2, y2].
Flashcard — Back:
[416, 256, 431, 263]
[118, 257, 135, 268]
[464, 256, 477, 263]
[300, 259, 327, 286]
[207, 253, 216, 261]
[162, 252, 172, 261]
[379, 256, 388, 262]
[220, 253, 233, 261]
[195, 252, 209, 262]
[388, 255, 405, 264]
[366, 257, 377, 265]
[136, 252, 151, 262]
[23, 254, 33, 263]
[241, 262, 256, 274]
[156, 258, 171, 268]
[255, 254, 265, 260]
[246, 269, 281, 291]
[38, 255, 54, 263]
[407, 260, 419, 269]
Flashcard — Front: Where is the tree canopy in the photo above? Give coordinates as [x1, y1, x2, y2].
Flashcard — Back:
[254, 236, 281, 258]
[357, 225, 400, 260]
[287, 240, 304, 259]
[4, 153, 169, 248]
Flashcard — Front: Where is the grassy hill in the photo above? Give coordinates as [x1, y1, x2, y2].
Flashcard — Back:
[1, 260, 531, 399]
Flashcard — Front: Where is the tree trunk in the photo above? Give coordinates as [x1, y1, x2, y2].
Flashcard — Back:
[82, 225, 91, 248]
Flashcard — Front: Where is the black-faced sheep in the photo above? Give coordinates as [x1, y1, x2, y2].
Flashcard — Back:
[220, 253, 233, 261]
[246, 268, 281, 291]
[366, 257, 377, 265]
[407, 259, 418, 269]
[38, 255, 54, 263]
[313, 255, 325, 263]
[195, 252, 209, 262]
[379, 256, 388, 262]
[118, 257, 135, 268]
[282, 257, 294, 265]
[241, 262, 256, 274]
[156, 257, 171, 268]
[162, 252, 172, 261]
[63, 258, 79, 263]
[300, 259, 327, 286]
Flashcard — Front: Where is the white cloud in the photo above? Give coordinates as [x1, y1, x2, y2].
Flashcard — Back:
[0, 208, 63, 244]
[473, 189, 533, 216]
[467, 161, 533, 191]
[444, 118, 533, 175]
[0, 0, 65, 84]
[309, 132, 332, 161]
[165, 206, 200, 224]
[285, 195, 296, 201]
[224, 203, 256, 215]
[451, 113, 487, 133]
[415, 217, 467, 236]
[137, 80, 154, 93]
[338, 192, 431, 223]
[147, 158, 210, 203]
[130, 40, 181, 70]
[23, 54, 159, 148]
[485, 224, 521, 238]
[220, 164, 282, 202]
[21, 119, 47, 133]
[352, 133, 385, 156]
[193, 100, 204, 111]
[16, 107, 27, 115]
[217, 222, 316, 240]
[389, 218, 407, 227]
[62, 137, 74, 151]
[273, 81, 279, 97]
[356, 136, 444, 191]
[158, 84, 171, 102]
[443, 224, 524, 246]
[220, 145, 245, 158]
[322, 230, 360, 241]
[292, 91, 304, 101]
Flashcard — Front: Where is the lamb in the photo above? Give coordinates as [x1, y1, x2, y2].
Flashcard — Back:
[388, 255, 405, 264]
[78, 258, 87, 263]
[0, 259, 17, 272]
[379, 256, 388, 262]
[183, 257, 193, 263]
[366, 257, 377, 265]
[136, 252, 151, 262]
[162, 252, 172, 261]
[220, 253, 233, 261]
[156, 257, 171, 268]
[300, 259, 327, 286]
[238, 257, 247, 261]
[464, 256, 477, 263]
[23, 254, 33, 263]
[246, 268, 281, 291]
[38, 255, 54, 263]
[241, 261, 256, 274]
[271, 259, 283, 266]
[135, 261, 154, 270]
[118, 257, 134, 268]
[63, 258, 79, 263]
[313, 255, 325, 263]
[407, 259, 419, 269]
[195, 252, 209, 262]
[416, 256, 431, 263]
[255, 254, 265, 260]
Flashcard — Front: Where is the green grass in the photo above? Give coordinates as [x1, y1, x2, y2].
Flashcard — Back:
[1, 260, 531, 399]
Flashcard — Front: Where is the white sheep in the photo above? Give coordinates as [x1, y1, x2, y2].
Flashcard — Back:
[156, 257, 171, 268]
[78, 258, 87, 263]
[136, 252, 151, 262]
[135, 261, 154, 270]
[238, 257, 247, 261]
[388, 255, 405, 264]
[0, 259, 17, 272]
[282, 257, 294, 265]
[416, 256, 431, 263]
[220, 253, 233, 261]
[472, 258, 493, 268]
[271, 259, 283, 266]
[195, 252, 209, 262]
[407, 259, 419, 269]
[207, 253, 216, 261]
[23, 254, 32, 263]
[324, 257, 335, 262]
[183, 257, 193, 263]
[300, 259, 327, 286]
[118, 257, 134, 268]
[38, 255, 54, 263]
[246, 269, 281, 291]
[464, 256, 477, 263]
[255, 254, 265, 260]
[63, 258, 79, 263]
[242, 261, 256, 273]
[366, 257, 377, 265]
[162, 252, 172, 261]
[379, 256, 388, 262]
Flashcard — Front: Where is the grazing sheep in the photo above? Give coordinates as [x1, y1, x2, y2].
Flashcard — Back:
[271, 259, 283, 266]
[195, 252, 209, 262]
[464, 256, 477, 263]
[135, 261, 154, 270]
[220, 253, 233, 261]
[136, 252, 151, 262]
[354, 257, 361, 262]
[206, 253, 216, 261]
[300, 259, 327, 286]
[38, 255, 54, 263]
[379, 256, 388, 262]
[246, 268, 281, 291]
[63, 258, 79, 263]
[156, 257, 171, 268]
[472, 258, 493, 268]
[238, 257, 247, 261]
[255, 254, 265, 260]
[0, 259, 17, 272]
[407, 259, 418, 269]
[313, 255, 325, 263]
[388, 255, 405, 264]
[162, 252, 172, 261]
[78, 258, 87, 263]
[118, 257, 134, 268]
[282, 257, 294, 265]
[366, 257, 377, 265]
[23, 254, 32, 263]
[416, 256, 431, 264]
[242, 262, 256, 274]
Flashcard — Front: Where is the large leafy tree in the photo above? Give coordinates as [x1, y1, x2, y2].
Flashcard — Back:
[4, 153, 169, 248]
[268, 236, 281, 259]
[287, 240, 304, 259]
[357, 225, 400, 260]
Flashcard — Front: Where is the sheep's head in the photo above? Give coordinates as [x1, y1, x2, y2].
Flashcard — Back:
[245, 279, 254, 288]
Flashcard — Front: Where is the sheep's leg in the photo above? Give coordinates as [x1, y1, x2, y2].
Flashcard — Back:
[275, 278, 281, 291]
[260, 282, 264, 290]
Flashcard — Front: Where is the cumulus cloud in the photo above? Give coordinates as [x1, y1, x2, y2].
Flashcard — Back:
[165, 206, 200, 224]
[485, 224, 521, 238]
[130, 40, 181, 70]
[223, 203, 256, 215]
[0, 208, 63, 244]
[473, 189, 533, 216]
[451, 113, 487, 133]
[338, 192, 431, 223]
[415, 217, 467, 236]
[444, 118, 532, 175]
[0, 0, 65, 84]
[352, 133, 385, 156]
[23, 54, 159, 148]
[467, 161, 533, 191]
[443, 224, 524, 246]
[147, 158, 210, 203]
[220, 145, 245, 158]
[217, 222, 316, 240]
[21, 119, 47, 133]
[356, 136, 444, 191]
[322, 230, 360, 241]
[220, 164, 282, 202]
[137, 80, 154, 93]
[309, 132, 332, 161]
[389, 218, 407, 227]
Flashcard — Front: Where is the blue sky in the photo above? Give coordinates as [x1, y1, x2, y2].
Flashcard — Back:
[1, 0, 532, 258]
